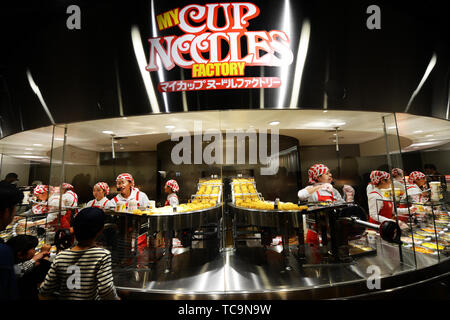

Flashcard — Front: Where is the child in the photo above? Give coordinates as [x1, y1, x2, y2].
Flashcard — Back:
[6, 235, 51, 300]
[39, 207, 120, 300]
[86, 182, 114, 209]
[164, 180, 179, 207]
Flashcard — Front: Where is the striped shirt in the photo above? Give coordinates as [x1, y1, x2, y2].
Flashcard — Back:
[39, 247, 119, 300]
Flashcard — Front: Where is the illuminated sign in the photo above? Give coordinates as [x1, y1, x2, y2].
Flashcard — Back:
[147, 3, 293, 92]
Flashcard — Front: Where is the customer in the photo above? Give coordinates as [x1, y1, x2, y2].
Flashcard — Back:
[0, 182, 24, 300]
[0, 173, 19, 186]
[6, 235, 51, 300]
[39, 207, 120, 300]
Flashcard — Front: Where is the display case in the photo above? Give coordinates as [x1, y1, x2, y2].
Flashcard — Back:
[2, 107, 448, 299]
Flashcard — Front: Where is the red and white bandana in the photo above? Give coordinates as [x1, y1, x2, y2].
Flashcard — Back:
[33, 184, 49, 195]
[409, 171, 426, 182]
[370, 170, 390, 185]
[116, 173, 134, 187]
[62, 183, 74, 190]
[165, 179, 179, 193]
[308, 164, 330, 184]
[94, 182, 110, 195]
[391, 168, 403, 178]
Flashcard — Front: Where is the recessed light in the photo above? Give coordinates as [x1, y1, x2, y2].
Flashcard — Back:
[25, 148, 33, 151]
[54, 138, 64, 141]
[102, 130, 114, 134]
[165, 125, 175, 129]
[122, 117, 127, 120]
[32, 144, 43, 146]
[269, 121, 280, 126]
[332, 122, 346, 126]
[24, 152, 33, 155]
[425, 134, 434, 137]
[414, 130, 423, 133]
[323, 110, 328, 113]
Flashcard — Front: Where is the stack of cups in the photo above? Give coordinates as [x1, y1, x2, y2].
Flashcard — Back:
[430, 182, 442, 201]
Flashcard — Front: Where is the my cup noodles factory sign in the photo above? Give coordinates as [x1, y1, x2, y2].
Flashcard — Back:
[147, 3, 294, 92]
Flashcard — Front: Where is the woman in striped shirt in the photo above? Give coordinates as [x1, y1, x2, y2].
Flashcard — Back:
[39, 207, 120, 300]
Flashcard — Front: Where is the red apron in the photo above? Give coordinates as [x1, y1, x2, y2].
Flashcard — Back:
[306, 191, 335, 244]
[368, 191, 393, 224]
[165, 194, 178, 206]
[113, 190, 140, 207]
[91, 199, 109, 208]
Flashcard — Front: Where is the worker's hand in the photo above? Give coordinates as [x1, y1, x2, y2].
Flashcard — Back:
[343, 185, 355, 202]
[398, 221, 409, 230]
[306, 185, 322, 194]
[319, 183, 334, 193]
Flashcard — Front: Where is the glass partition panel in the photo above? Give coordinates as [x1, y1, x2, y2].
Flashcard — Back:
[0, 125, 56, 247]
[64, 112, 224, 292]
[394, 113, 450, 267]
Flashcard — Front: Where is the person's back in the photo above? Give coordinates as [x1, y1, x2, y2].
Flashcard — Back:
[40, 247, 117, 300]
[0, 182, 23, 300]
[38, 207, 119, 300]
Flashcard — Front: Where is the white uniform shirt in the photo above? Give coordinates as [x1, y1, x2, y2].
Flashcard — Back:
[367, 187, 394, 224]
[406, 183, 425, 203]
[86, 197, 114, 209]
[166, 193, 179, 207]
[111, 188, 149, 208]
[62, 190, 78, 208]
[34, 194, 68, 224]
[366, 183, 375, 196]
[298, 184, 345, 203]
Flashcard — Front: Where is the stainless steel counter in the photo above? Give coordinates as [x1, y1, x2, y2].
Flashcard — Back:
[113, 236, 448, 299]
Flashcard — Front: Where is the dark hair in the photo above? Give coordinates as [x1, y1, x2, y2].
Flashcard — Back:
[0, 181, 24, 212]
[73, 207, 105, 242]
[5, 173, 18, 180]
[424, 164, 437, 170]
[6, 235, 38, 263]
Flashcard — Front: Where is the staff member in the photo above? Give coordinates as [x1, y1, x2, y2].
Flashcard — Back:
[406, 171, 428, 203]
[21, 186, 66, 229]
[61, 183, 78, 209]
[367, 171, 408, 228]
[31, 185, 50, 215]
[86, 182, 114, 209]
[297, 164, 354, 203]
[391, 168, 406, 190]
[164, 180, 179, 207]
[111, 173, 149, 208]
[297, 164, 355, 244]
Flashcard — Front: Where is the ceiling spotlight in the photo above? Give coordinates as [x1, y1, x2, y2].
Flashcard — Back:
[33, 144, 43, 146]
[414, 130, 423, 134]
[165, 125, 175, 129]
[269, 121, 280, 126]
[102, 130, 114, 134]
